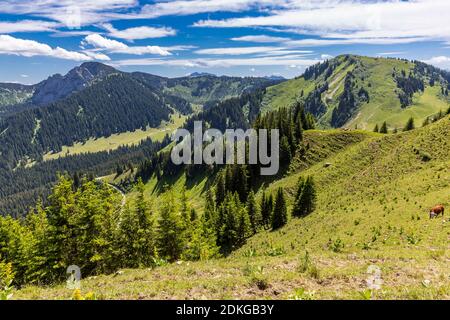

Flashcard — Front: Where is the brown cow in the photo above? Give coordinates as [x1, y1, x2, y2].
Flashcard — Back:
[429, 205, 445, 219]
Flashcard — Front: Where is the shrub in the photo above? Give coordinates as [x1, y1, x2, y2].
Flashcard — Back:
[328, 238, 345, 253]
[288, 288, 315, 300]
[297, 251, 320, 279]
[0, 259, 14, 300]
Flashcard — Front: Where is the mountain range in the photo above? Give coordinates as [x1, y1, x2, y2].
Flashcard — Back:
[0, 54, 449, 217]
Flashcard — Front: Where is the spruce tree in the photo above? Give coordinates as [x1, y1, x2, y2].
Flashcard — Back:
[373, 124, 379, 133]
[379, 121, 388, 134]
[280, 136, 292, 164]
[260, 192, 273, 229]
[271, 188, 288, 230]
[133, 178, 154, 266]
[294, 176, 317, 217]
[246, 191, 262, 234]
[237, 207, 251, 245]
[403, 117, 415, 131]
[156, 190, 184, 262]
[215, 172, 226, 207]
[292, 177, 306, 217]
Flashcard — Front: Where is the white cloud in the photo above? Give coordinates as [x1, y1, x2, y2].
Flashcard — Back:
[231, 35, 290, 43]
[195, 46, 285, 55]
[321, 54, 333, 60]
[0, 20, 59, 33]
[112, 54, 320, 68]
[161, 45, 197, 51]
[101, 23, 176, 40]
[194, 0, 450, 46]
[285, 37, 427, 47]
[137, 0, 285, 19]
[0, 34, 93, 61]
[83, 34, 171, 56]
[0, 0, 138, 27]
[424, 56, 450, 70]
[83, 51, 111, 61]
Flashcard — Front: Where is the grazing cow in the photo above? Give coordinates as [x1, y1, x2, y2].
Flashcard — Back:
[429, 205, 445, 219]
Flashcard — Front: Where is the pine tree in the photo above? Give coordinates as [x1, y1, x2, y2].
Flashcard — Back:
[246, 191, 262, 234]
[45, 175, 78, 280]
[292, 177, 306, 217]
[403, 117, 415, 131]
[280, 136, 292, 164]
[216, 192, 242, 252]
[215, 172, 226, 207]
[133, 178, 154, 266]
[260, 192, 273, 229]
[271, 188, 288, 230]
[373, 124, 379, 133]
[23, 199, 50, 283]
[293, 176, 317, 217]
[237, 207, 251, 245]
[156, 190, 184, 262]
[379, 121, 388, 134]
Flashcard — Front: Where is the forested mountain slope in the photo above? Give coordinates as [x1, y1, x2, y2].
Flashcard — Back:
[262, 55, 450, 130]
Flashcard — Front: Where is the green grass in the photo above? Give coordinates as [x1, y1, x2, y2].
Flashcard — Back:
[15, 116, 449, 300]
[43, 113, 186, 161]
[261, 77, 315, 113]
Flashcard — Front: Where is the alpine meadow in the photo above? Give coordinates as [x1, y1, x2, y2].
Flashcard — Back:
[0, 0, 449, 305]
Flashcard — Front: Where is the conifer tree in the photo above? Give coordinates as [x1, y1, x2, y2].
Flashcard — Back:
[293, 176, 317, 217]
[373, 124, 379, 133]
[237, 207, 251, 245]
[156, 190, 184, 262]
[260, 192, 273, 229]
[403, 117, 415, 131]
[379, 121, 388, 134]
[215, 172, 226, 207]
[132, 178, 154, 266]
[292, 177, 306, 218]
[246, 191, 262, 234]
[271, 188, 288, 230]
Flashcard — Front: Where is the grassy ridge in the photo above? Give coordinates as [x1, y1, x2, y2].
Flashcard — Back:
[263, 55, 450, 130]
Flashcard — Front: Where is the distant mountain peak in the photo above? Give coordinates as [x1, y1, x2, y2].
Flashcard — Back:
[31, 62, 119, 106]
[264, 75, 286, 81]
[77, 62, 118, 77]
[188, 72, 216, 78]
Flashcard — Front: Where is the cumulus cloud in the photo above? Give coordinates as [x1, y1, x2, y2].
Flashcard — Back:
[0, 20, 60, 33]
[101, 23, 176, 40]
[82, 34, 171, 56]
[0, 34, 93, 61]
[424, 56, 450, 70]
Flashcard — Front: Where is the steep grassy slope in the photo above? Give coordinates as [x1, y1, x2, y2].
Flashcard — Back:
[263, 55, 450, 131]
[15, 116, 449, 300]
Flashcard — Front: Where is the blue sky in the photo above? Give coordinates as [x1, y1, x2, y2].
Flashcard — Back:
[1, 0, 450, 84]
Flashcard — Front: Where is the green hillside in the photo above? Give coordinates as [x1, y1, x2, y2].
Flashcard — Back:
[263, 55, 450, 131]
[15, 115, 450, 300]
